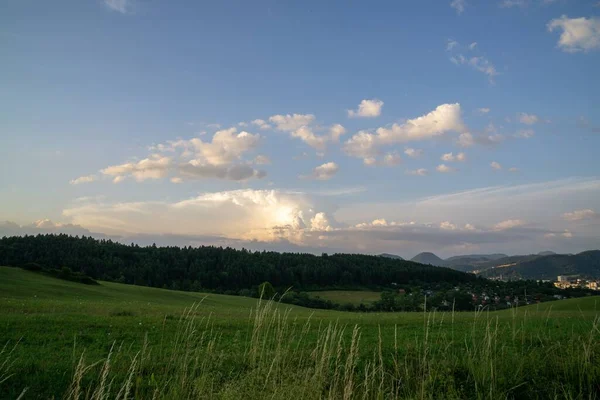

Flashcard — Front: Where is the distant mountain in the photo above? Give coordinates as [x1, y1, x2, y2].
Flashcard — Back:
[379, 253, 404, 260]
[479, 250, 600, 280]
[411, 252, 445, 267]
[446, 254, 508, 262]
[538, 251, 556, 256]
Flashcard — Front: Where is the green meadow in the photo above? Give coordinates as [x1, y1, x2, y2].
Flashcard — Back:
[1, 266, 599, 399]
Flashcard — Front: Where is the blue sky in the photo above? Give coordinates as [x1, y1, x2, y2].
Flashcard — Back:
[1, 0, 599, 257]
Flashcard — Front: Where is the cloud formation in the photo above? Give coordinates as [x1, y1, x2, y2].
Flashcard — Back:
[548, 16, 600, 52]
[347, 99, 384, 118]
[344, 103, 465, 162]
[92, 128, 266, 184]
[562, 209, 597, 221]
[70, 175, 97, 185]
[303, 162, 340, 180]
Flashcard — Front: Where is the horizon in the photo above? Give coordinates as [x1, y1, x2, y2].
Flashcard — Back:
[1, 0, 599, 258]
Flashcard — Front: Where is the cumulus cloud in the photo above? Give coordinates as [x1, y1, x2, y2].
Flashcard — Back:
[490, 161, 502, 170]
[251, 119, 272, 130]
[518, 113, 539, 125]
[96, 128, 265, 183]
[364, 152, 402, 167]
[548, 16, 600, 52]
[450, 0, 467, 14]
[344, 103, 465, 162]
[268, 113, 345, 151]
[269, 114, 316, 131]
[347, 99, 384, 118]
[562, 209, 597, 221]
[70, 175, 97, 185]
[406, 168, 428, 176]
[494, 219, 525, 230]
[440, 152, 466, 162]
[436, 164, 455, 173]
[302, 162, 339, 180]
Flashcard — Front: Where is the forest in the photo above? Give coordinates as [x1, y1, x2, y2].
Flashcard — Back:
[0, 234, 593, 311]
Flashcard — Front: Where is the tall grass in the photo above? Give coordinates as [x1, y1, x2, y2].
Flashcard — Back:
[14, 299, 600, 399]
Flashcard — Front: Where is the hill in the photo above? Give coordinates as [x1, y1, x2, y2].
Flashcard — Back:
[480, 250, 600, 280]
[0, 234, 477, 295]
[379, 253, 404, 260]
[1, 265, 600, 399]
[410, 252, 445, 266]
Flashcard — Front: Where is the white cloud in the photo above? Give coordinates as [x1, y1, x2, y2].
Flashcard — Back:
[70, 175, 97, 185]
[344, 103, 465, 161]
[450, 52, 498, 82]
[515, 129, 535, 138]
[170, 177, 183, 184]
[436, 164, 455, 173]
[347, 99, 384, 118]
[104, 0, 130, 13]
[62, 189, 333, 243]
[440, 221, 458, 230]
[102, 156, 172, 182]
[494, 219, 525, 230]
[329, 124, 346, 141]
[404, 148, 423, 158]
[562, 230, 573, 238]
[238, 122, 249, 127]
[268, 113, 344, 151]
[469, 42, 478, 50]
[406, 168, 428, 176]
[518, 113, 539, 125]
[490, 161, 502, 170]
[269, 113, 315, 131]
[450, 0, 467, 14]
[562, 209, 597, 221]
[206, 123, 221, 129]
[477, 107, 490, 114]
[303, 162, 339, 181]
[97, 128, 265, 183]
[251, 119, 272, 130]
[548, 15, 600, 52]
[440, 152, 466, 162]
[509, 167, 519, 173]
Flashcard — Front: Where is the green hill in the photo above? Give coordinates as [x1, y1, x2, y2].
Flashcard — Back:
[1, 265, 600, 399]
[480, 250, 600, 280]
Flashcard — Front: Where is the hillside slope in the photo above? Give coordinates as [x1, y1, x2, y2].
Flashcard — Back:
[410, 252, 445, 266]
[480, 250, 600, 280]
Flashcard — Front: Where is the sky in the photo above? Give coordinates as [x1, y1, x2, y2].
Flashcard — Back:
[1, 0, 599, 258]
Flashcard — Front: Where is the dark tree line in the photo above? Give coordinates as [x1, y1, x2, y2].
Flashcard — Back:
[0, 234, 478, 293]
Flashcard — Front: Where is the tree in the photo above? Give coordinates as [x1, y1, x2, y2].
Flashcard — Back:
[258, 281, 275, 299]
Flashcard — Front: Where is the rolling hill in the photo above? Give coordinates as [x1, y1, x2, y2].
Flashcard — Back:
[479, 250, 600, 280]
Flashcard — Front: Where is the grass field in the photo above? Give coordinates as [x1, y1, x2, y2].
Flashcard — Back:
[1, 266, 600, 399]
[309, 290, 382, 305]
